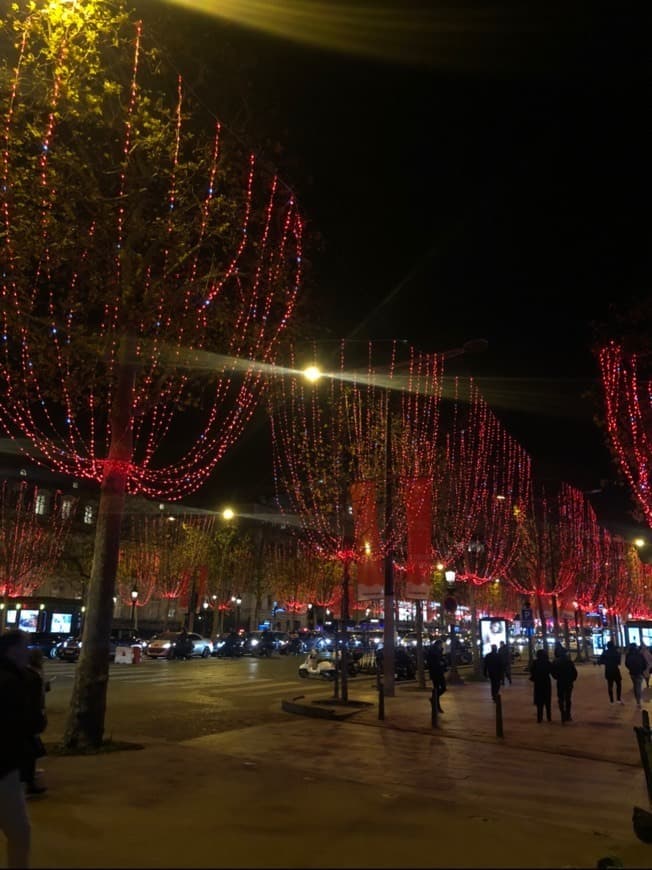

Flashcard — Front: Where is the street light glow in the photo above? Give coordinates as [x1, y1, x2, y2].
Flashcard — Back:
[222, 507, 235, 520]
[303, 365, 322, 383]
[635, 537, 646, 548]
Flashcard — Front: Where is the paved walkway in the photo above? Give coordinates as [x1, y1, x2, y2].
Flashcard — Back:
[19, 662, 652, 869]
[334, 661, 650, 767]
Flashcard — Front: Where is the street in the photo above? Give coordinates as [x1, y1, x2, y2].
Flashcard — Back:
[43, 653, 348, 743]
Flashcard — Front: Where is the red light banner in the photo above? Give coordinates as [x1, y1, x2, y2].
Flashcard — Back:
[405, 477, 432, 600]
[351, 481, 383, 600]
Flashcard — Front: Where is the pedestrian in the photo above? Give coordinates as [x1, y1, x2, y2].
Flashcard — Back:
[20, 649, 48, 796]
[483, 643, 504, 702]
[0, 630, 33, 869]
[426, 640, 447, 713]
[598, 640, 624, 704]
[624, 642, 647, 709]
[173, 627, 191, 660]
[639, 642, 652, 689]
[498, 640, 512, 685]
[530, 648, 552, 722]
[550, 646, 578, 723]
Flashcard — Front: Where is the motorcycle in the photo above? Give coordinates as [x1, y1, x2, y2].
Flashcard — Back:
[298, 652, 336, 680]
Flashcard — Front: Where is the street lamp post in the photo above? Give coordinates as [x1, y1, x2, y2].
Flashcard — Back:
[445, 570, 463, 684]
[236, 596, 242, 630]
[130, 586, 139, 632]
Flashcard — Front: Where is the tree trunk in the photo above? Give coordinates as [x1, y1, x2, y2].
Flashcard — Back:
[469, 584, 482, 679]
[340, 559, 350, 703]
[63, 337, 135, 750]
[536, 593, 547, 649]
[551, 593, 561, 641]
[415, 599, 426, 689]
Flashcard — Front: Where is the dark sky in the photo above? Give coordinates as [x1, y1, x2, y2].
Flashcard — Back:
[144, 2, 649, 533]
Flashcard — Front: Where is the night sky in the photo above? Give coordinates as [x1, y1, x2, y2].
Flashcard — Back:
[145, 2, 649, 533]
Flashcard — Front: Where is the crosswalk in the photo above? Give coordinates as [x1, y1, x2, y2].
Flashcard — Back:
[43, 659, 331, 698]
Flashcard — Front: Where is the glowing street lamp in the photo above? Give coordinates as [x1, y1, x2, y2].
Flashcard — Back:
[635, 538, 646, 549]
[303, 365, 322, 383]
[130, 586, 139, 631]
[222, 507, 235, 521]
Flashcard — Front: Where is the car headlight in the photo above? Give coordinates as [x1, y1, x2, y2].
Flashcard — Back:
[251, 639, 259, 646]
[162, 642, 171, 649]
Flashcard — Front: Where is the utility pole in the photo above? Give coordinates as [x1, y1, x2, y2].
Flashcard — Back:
[383, 390, 396, 698]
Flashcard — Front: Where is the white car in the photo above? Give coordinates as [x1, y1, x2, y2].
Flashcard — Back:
[146, 631, 213, 659]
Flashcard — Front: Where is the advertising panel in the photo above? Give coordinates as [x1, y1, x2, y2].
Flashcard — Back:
[51, 612, 73, 634]
[18, 609, 39, 632]
[480, 617, 507, 658]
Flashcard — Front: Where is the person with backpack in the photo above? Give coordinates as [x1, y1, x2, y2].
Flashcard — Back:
[598, 640, 624, 704]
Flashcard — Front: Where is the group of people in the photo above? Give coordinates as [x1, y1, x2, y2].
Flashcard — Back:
[0, 630, 50, 868]
[426, 633, 652, 726]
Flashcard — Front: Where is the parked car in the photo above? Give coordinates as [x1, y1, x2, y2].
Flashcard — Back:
[27, 632, 70, 661]
[212, 632, 246, 658]
[58, 631, 145, 663]
[146, 631, 213, 659]
[242, 630, 289, 656]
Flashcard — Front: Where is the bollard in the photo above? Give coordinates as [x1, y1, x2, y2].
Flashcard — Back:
[378, 679, 385, 721]
[495, 693, 504, 738]
[431, 686, 439, 729]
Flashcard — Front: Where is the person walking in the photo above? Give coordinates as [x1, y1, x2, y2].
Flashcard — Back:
[599, 640, 624, 704]
[639, 641, 652, 689]
[625, 642, 647, 709]
[0, 630, 33, 869]
[426, 640, 447, 713]
[550, 646, 578, 723]
[498, 640, 512, 685]
[20, 649, 48, 796]
[483, 643, 504, 702]
[530, 648, 553, 722]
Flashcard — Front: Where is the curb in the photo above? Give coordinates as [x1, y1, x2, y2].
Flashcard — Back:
[281, 698, 364, 721]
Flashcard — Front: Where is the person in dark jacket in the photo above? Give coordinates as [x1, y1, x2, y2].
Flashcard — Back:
[20, 649, 48, 796]
[598, 640, 624, 704]
[0, 630, 33, 868]
[426, 640, 446, 713]
[498, 641, 512, 685]
[550, 646, 578, 723]
[483, 644, 504, 702]
[530, 648, 552, 722]
[625, 642, 647, 709]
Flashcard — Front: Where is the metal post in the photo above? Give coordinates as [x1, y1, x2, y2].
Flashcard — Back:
[383, 390, 396, 698]
[377, 674, 385, 721]
[495, 693, 504, 738]
[431, 685, 439, 728]
[416, 599, 426, 689]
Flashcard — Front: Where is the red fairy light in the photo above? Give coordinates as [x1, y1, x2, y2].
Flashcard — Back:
[0, 480, 74, 598]
[433, 379, 531, 587]
[599, 343, 652, 528]
[269, 341, 443, 603]
[0, 14, 302, 499]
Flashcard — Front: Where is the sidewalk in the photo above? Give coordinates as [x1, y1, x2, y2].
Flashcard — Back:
[326, 662, 649, 767]
[20, 662, 652, 869]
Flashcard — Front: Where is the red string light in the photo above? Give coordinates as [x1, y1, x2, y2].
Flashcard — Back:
[0, 14, 303, 500]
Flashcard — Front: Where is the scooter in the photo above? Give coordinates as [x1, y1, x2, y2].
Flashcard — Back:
[298, 652, 336, 680]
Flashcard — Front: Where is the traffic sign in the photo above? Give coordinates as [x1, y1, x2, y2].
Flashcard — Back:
[521, 607, 534, 627]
